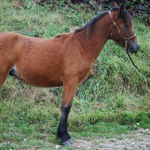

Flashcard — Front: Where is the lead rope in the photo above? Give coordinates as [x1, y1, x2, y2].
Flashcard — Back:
[126, 51, 150, 83]
[108, 11, 150, 83]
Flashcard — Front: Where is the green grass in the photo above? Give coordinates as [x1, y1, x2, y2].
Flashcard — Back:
[0, 0, 150, 149]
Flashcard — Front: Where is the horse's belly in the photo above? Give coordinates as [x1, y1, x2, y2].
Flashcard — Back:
[23, 70, 63, 87]
[23, 75, 63, 87]
[23, 77, 63, 87]
[11, 65, 63, 87]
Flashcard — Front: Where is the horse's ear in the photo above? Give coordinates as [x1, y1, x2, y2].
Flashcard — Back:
[111, 0, 117, 8]
[119, 3, 125, 16]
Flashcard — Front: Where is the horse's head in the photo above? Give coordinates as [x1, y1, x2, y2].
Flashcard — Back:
[109, 1, 139, 53]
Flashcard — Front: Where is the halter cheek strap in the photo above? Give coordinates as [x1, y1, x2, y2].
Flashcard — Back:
[108, 11, 136, 51]
[108, 11, 150, 82]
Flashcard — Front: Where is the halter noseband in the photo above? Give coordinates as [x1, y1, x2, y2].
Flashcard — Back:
[108, 11, 136, 52]
[108, 11, 150, 82]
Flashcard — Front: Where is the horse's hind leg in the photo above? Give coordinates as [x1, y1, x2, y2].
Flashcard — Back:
[0, 71, 9, 88]
[57, 77, 78, 146]
[0, 59, 12, 88]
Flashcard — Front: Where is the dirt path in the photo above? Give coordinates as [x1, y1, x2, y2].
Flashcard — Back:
[25, 128, 150, 150]
[72, 128, 150, 150]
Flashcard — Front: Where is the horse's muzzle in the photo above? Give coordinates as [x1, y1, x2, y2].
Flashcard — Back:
[128, 40, 139, 53]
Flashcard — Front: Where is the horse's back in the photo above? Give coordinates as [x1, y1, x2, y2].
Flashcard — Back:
[0, 32, 19, 50]
[0, 32, 20, 42]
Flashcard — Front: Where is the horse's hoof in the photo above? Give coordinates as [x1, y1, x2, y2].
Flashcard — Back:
[60, 140, 71, 146]
[68, 138, 74, 144]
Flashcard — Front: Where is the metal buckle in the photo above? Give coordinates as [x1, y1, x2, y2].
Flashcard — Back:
[113, 22, 117, 26]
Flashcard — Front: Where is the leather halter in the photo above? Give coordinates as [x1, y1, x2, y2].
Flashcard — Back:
[108, 11, 150, 82]
[108, 11, 136, 52]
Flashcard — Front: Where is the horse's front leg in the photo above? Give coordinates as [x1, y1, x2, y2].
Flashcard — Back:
[57, 77, 78, 146]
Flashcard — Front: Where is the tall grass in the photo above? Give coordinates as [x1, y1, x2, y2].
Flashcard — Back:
[0, 0, 150, 149]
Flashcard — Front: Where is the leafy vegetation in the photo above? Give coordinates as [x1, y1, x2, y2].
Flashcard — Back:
[0, 0, 150, 149]
[137, 14, 150, 26]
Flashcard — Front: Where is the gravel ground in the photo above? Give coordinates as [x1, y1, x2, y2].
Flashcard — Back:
[72, 128, 150, 150]
[17, 128, 150, 150]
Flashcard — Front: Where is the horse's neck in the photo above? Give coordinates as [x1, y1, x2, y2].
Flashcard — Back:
[74, 14, 112, 62]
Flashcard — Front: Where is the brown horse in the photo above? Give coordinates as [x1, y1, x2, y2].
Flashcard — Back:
[0, 2, 139, 145]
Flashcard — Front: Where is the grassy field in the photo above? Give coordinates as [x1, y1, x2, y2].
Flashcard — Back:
[0, 0, 150, 149]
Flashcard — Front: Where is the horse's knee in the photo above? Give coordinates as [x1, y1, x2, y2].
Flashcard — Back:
[61, 105, 71, 119]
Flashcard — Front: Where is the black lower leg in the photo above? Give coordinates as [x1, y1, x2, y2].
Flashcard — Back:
[57, 104, 72, 145]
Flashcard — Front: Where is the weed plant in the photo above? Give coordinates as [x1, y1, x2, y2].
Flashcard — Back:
[0, 0, 150, 149]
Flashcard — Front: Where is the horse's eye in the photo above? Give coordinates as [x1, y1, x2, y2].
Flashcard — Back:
[125, 24, 129, 28]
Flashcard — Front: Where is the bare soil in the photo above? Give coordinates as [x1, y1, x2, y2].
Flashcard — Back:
[23, 128, 150, 150]
[72, 128, 150, 150]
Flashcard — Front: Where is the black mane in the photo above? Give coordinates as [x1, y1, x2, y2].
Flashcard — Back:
[73, 7, 132, 36]
[74, 10, 109, 35]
